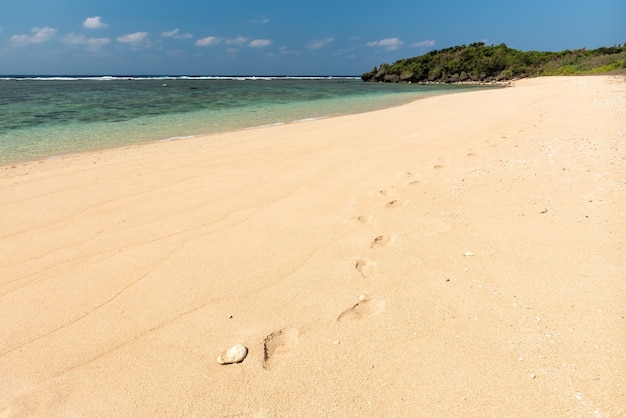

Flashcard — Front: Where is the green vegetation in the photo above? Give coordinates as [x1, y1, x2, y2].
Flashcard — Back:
[361, 42, 626, 83]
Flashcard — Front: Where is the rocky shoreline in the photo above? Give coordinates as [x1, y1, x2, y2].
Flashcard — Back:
[361, 63, 515, 85]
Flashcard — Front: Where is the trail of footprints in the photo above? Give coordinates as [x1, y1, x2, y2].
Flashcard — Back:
[218, 169, 423, 368]
[343, 171, 430, 319]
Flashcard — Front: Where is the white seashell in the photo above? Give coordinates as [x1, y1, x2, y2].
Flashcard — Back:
[217, 343, 248, 365]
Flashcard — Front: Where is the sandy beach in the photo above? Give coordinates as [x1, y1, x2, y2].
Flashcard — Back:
[0, 76, 624, 417]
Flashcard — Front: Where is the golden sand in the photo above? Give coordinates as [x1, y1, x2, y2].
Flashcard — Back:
[1, 76, 624, 417]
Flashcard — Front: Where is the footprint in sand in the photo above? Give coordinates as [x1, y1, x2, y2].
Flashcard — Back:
[337, 296, 386, 321]
[370, 234, 393, 248]
[404, 171, 424, 185]
[429, 158, 447, 170]
[263, 328, 299, 370]
[355, 215, 373, 225]
[385, 199, 405, 208]
[346, 215, 373, 226]
[355, 258, 378, 278]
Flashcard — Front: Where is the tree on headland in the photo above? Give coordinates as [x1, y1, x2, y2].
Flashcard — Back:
[361, 42, 626, 83]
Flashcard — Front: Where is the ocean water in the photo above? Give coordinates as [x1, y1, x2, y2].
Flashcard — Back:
[0, 76, 486, 165]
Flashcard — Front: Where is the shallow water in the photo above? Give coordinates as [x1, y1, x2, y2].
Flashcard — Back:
[0, 76, 487, 165]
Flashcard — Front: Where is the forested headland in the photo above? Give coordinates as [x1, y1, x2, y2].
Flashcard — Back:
[361, 42, 626, 83]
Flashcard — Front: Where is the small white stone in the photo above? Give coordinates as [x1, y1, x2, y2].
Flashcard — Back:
[217, 343, 248, 365]
[464, 252, 474, 257]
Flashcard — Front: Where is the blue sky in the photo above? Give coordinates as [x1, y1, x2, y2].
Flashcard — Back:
[1, 0, 624, 75]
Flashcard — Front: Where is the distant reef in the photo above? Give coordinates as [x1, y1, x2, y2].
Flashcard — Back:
[361, 42, 626, 83]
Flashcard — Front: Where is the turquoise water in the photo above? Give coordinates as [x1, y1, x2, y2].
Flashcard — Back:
[0, 76, 486, 165]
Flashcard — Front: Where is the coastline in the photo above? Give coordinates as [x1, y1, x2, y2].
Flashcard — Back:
[0, 78, 485, 167]
[1, 76, 624, 417]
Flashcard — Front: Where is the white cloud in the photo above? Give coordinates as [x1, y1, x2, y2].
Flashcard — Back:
[62, 33, 110, 50]
[226, 36, 249, 45]
[83, 16, 108, 29]
[10, 27, 57, 46]
[162, 29, 179, 37]
[196, 36, 221, 46]
[366, 37, 404, 51]
[162, 29, 193, 39]
[307, 37, 334, 49]
[411, 39, 435, 48]
[117, 32, 148, 44]
[251, 17, 270, 24]
[248, 39, 271, 48]
[279, 46, 300, 55]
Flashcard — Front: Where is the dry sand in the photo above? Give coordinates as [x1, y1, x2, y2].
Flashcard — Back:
[0, 76, 624, 417]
